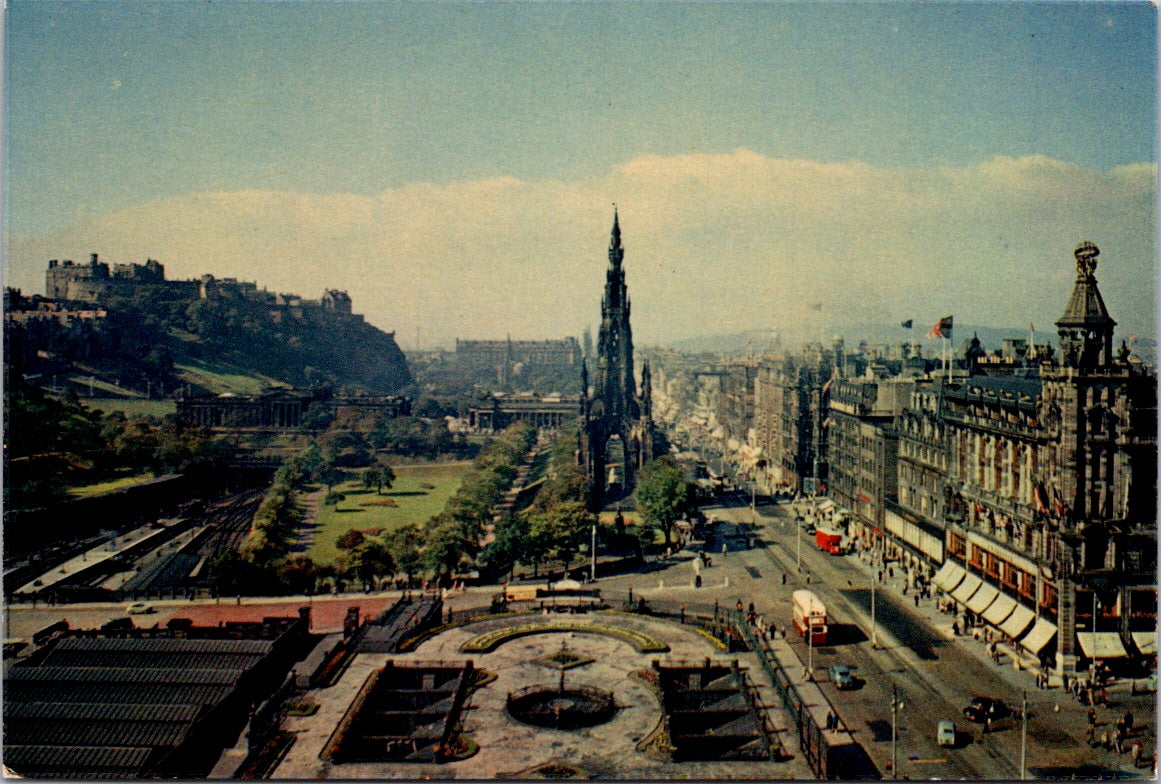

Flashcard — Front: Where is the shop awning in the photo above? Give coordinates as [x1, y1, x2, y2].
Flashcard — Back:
[1000, 604, 1036, 640]
[932, 561, 966, 593]
[1021, 617, 1058, 654]
[981, 593, 1016, 626]
[966, 582, 999, 615]
[1077, 632, 1129, 659]
[982, 592, 1017, 627]
[952, 573, 982, 605]
[817, 499, 835, 513]
[1131, 630, 1157, 656]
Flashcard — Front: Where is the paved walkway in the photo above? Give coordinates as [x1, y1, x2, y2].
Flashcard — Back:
[273, 611, 813, 780]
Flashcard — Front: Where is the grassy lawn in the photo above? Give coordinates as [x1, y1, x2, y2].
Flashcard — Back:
[69, 472, 156, 498]
[81, 398, 176, 418]
[174, 361, 289, 395]
[307, 462, 469, 566]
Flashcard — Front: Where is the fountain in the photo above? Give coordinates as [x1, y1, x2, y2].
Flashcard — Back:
[506, 638, 616, 730]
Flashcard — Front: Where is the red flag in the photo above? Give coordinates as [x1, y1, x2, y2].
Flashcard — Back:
[927, 315, 953, 339]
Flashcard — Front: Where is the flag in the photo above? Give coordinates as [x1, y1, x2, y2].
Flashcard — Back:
[1034, 483, 1050, 514]
[809, 303, 823, 312]
[927, 315, 953, 339]
[901, 319, 913, 329]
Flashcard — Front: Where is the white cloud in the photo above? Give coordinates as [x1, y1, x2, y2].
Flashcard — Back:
[6, 150, 1155, 349]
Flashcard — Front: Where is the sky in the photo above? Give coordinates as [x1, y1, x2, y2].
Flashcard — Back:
[4, 1, 1157, 350]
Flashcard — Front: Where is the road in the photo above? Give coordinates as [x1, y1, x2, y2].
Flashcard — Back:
[595, 491, 1139, 780]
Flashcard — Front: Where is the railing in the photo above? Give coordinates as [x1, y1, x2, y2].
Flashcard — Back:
[734, 610, 836, 779]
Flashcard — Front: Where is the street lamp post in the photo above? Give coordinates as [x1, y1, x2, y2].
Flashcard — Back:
[808, 617, 814, 680]
[796, 520, 802, 572]
[871, 572, 878, 649]
[591, 524, 597, 582]
[1020, 691, 1028, 780]
[890, 685, 904, 780]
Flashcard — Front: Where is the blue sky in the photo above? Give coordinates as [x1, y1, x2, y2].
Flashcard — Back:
[4, 1, 1157, 347]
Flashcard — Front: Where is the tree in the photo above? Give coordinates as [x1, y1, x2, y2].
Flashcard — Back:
[336, 529, 366, 551]
[363, 464, 395, 495]
[529, 501, 596, 574]
[385, 525, 422, 586]
[479, 514, 529, 580]
[636, 456, 693, 547]
[352, 541, 395, 590]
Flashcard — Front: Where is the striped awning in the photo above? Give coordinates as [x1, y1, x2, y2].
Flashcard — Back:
[1021, 617, 1058, 654]
[1000, 604, 1036, 640]
[1131, 630, 1157, 656]
[932, 562, 966, 593]
[966, 582, 999, 615]
[1077, 632, 1129, 659]
[951, 573, 982, 605]
[817, 499, 835, 512]
[982, 592, 1017, 627]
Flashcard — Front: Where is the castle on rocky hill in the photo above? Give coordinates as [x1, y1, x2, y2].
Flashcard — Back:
[46, 253, 358, 320]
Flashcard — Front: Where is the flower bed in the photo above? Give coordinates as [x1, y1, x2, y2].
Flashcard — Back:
[460, 621, 669, 654]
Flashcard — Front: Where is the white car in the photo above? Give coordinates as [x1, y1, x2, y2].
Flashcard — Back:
[126, 602, 153, 615]
[936, 720, 956, 747]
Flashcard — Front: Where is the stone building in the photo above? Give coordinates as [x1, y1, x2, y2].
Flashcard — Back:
[453, 336, 582, 391]
[828, 375, 914, 543]
[906, 243, 1156, 674]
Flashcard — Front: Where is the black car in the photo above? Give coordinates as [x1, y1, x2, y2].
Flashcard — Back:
[963, 697, 1011, 723]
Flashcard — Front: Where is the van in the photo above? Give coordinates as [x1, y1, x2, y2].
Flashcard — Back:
[937, 720, 956, 747]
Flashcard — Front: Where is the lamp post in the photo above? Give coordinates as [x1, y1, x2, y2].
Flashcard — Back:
[808, 615, 814, 680]
[796, 519, 802, 572]
[591, 524, 597, 582]
[871, 571, 878, 649]
[1019, 690, 1028, 780]
[890, 684, 904, 779]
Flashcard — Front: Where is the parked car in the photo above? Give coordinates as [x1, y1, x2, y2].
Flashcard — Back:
[827, 664, 855, 689]
[126, 602, 154, 615]
[937, 720, 957, 747]
[963, 697, 1011, 723]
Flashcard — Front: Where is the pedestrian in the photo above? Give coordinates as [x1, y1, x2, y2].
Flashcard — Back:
[1100, 688, 1108, 706]
[914, 594, 920, 608]
[806, 573, 812, 584]
[1114, 726, 1124, 754]
[1124, 709, 1134, 734]
[722, 543, 727, 556]
[984, 717, 992, 734]
[952, 621, 960, 636]
[1099, 729, 1108, 750]
[1130, 741, 1142, 768]
[826, 711, 835, 731]
[889, 566, 894, 579]
[1086, 723, 1096, 745]
[1087, 708, 1097, 726]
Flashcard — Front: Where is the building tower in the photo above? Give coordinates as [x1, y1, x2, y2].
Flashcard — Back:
[580, 209, 655, 509]
[1040, 241, 1157, 675]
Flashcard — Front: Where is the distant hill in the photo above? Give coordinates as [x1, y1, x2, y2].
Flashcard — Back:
[660, 322, 1155, 366]
[5, 267, 412, 400]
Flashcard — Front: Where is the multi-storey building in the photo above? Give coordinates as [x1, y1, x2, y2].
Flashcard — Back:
[923, 243, 1156, 674]
[828, 375, 914, 545]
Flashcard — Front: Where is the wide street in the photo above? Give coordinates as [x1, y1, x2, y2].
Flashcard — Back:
[593, 491, 1156, 780]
